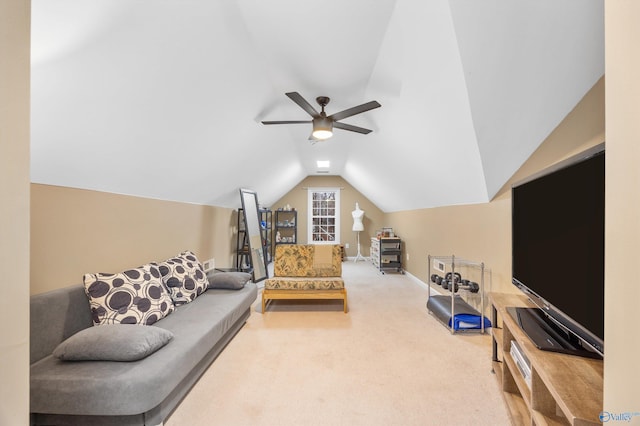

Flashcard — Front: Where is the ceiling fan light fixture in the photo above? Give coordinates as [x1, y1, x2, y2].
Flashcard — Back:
[262, 92, 380, 139]
[312, 116, 333, 140]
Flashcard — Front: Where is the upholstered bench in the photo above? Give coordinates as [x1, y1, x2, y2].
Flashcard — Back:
[262, 244, 347, 313]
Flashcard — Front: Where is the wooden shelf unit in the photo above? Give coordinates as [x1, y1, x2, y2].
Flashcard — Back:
[489, 293, 603, 426]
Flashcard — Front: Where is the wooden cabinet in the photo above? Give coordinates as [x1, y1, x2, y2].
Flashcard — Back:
[489, 293, 603, 425]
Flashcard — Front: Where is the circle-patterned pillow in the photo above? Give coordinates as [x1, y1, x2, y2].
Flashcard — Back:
[83, 263, 175, 326]
[158, 251, 209, 305]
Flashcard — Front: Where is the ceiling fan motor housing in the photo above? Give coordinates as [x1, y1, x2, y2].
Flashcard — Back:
[316, 96, 330, 110]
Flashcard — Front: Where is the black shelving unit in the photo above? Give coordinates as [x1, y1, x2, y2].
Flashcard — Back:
[373, 237, 403, 274]
[236, 209, 251, 271]
[274, 210, 297, 245]
[260, 208, 272, 263]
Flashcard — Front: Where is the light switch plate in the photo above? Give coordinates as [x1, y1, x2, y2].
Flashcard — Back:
[202, 258, 215, 272]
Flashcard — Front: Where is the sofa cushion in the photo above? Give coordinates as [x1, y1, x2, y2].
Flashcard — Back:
[83, 263, 175, 326]
[53, 324, 174, 361]
[207, 271, 252, 290]
[264, 276, 345, 290]
[158, 251, 208, 305]
[273, 244, 342, 277]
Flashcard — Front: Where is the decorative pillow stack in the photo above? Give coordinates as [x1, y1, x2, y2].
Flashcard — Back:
[158, 251, 209, 305]
[83, 263, 175, 326]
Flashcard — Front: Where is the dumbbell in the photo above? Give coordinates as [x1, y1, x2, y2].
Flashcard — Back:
[464, 280, 480, 293]
[445, 272, 462, 282]
[440, 272, 460, 291]
[430, 274, 443, 285]
[441, 272, 461, 291]
[458, 279, 480, 293]
[444, 280, 460, 292]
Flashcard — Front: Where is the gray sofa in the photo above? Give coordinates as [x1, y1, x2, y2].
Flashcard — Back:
[30, 280, 257, 425]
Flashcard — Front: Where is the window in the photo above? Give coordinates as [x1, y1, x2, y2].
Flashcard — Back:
[307, 188, 340, 244]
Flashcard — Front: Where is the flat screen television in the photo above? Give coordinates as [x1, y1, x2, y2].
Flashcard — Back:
[511, 143, 604, 359]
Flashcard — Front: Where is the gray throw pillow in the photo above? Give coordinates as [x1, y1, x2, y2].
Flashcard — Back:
[207, 271, 252, 289]
[53, 324, 173, 362]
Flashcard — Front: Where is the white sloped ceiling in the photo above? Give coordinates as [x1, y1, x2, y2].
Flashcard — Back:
[30, 0, 604, 212]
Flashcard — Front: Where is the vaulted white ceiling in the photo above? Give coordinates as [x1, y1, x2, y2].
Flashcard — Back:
[30, 0, 604, 212]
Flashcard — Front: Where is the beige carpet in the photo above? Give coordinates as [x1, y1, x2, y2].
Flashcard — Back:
[166, 261, 511, 426]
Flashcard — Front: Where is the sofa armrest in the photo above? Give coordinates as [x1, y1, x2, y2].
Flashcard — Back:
[30, 284, 94, 365]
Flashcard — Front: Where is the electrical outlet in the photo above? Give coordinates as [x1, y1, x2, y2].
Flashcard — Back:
[406, 253, 410, 261]
[202, 258, 215, 272]
[345, 243, 350, 249]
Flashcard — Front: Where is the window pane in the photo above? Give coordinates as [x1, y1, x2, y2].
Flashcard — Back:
[308, 188, 340, 244]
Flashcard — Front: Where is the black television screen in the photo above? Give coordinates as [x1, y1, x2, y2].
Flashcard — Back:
[511, 144, 604, 358]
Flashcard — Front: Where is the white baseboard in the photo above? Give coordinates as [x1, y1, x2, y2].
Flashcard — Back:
[345, 256, 371, 262]
[404, 270, 441, 296]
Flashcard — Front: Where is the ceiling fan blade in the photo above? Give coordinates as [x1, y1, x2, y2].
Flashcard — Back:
[261, 120, 311, 125]
[333, 122, 372, 134]
[329, 100, 381, 122]
[286, 92, 319, 117]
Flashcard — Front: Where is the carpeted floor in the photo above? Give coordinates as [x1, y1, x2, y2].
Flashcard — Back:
[166, 261, 511, 426]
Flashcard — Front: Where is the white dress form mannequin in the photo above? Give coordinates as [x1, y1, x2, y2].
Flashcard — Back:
[352, 203, 365, 262]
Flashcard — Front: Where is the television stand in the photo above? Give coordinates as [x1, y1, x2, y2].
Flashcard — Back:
[506, 306, 601, 359]
[489, 293, 603, 425]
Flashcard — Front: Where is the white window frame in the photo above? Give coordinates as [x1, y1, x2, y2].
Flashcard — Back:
[307, 187, 341, 244]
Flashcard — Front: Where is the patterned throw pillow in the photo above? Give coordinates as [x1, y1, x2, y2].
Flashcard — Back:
[83, 263, 175, 326]
[158, 251, 209, 305]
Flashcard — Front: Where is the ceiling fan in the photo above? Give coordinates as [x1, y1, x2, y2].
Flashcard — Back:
[261, 92, 381, 141]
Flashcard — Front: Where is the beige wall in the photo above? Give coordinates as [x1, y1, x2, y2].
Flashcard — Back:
[604, 1, 640, 412]
[0, 0, 30, 423]
[387, 76, 605, 296]
[270, 175, 385, 257]
[12, 2, 639, 419]
[31, 184, 237, 294]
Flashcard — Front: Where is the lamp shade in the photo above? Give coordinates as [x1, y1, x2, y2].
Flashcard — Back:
[312, 116, 333, 140]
